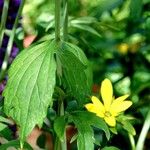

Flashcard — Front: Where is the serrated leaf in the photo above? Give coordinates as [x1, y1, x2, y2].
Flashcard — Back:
[102, 146, 120, 150]
[71, 114, 94, 150]
[122, 121, 136, 136]
[71, 111, 110, 140]
[57, 42, 92, 106]
[0, 140, 33, 150]
[54, 116, 66, 141]
[3, 41, 56, 143]
[70, 111, 110, 150]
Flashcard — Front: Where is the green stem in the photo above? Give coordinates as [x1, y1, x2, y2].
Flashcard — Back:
[0, 0, 26, 81]
[128, 134, 135, 150]
[55, 0, 61, 41]
[60, 101, 67, 150]
[0, 0, 10, 48]
[63, 0, 68, 41]
[54, 101, 67, 150]
[136, 109, 150, 150]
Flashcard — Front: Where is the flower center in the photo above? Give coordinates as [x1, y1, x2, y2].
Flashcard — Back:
[104, 111, 112, 117]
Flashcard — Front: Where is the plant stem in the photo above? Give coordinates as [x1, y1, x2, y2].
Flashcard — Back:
[0, 0, 26, 81]
[136, 109, 150, 150]
[60, 101, 67, 150]
[63, 0, 68, 41]
[54, 96, 67, 150]
[0, 0, 10, 48]
[55, 0, 61, 42]
[128, 134, 135, 150]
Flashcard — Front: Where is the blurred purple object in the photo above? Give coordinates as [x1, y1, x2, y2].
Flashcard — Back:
[0, 83, 5, 94]
[0, 47, 5, 67]
[0, 81, 6, 94]
[11, 45, 19, 58]
[0, 0, 21, 29]
[0, 0, 21, 69]
[0, 1, 3, 8]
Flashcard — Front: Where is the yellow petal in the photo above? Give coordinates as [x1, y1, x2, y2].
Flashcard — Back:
[85, 104, 97, 114]
[110, 101, 132, 116]
[91, 96, 105, 113]
[100, 78, 113, 111]
[104, 116, 116, 127]
[114, 94, 129, 103]
[85, 101, 104, 118]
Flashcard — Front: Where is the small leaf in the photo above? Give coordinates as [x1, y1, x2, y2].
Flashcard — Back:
[109, 127, 118, 134]
[71, 111, 110, 140]
[71, 23, 101, 37]
[70, 111, 110, 150]
[102, 146, 120, 150]
[57, 42, 92, 106]
[70, 133, 78, 143]
[70, 16, 96, 24]
[0, 140, 33, 150]
[0, 123, 7, 131]
[122, 121, 136, 136]
[0, 116, 13, 125]
[71, 114, 94, 150]
[54, 116, 66, 141]
[3, 41, 57, 143]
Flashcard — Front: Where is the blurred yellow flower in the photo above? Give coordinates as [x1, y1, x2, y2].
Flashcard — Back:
[85, 78, 132, 127]
[117, 43, 129, 54]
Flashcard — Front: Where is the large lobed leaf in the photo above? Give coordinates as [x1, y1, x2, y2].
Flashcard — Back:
[3, 41, 56, 143]
[57, 41, 92, 106]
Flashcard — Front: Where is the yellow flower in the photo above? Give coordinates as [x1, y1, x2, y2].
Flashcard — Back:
[85, 78, 132, 127]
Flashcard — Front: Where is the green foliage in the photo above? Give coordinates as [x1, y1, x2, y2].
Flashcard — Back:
[54, 116, 66, 141]
[102, 146, 120, 150]
[70, 111, 110, 149]
[57, 41, 92, 106]
[122, 121, 136, 136]
[0, 140, 33, 150]
[1, 0, 150, 149]
[3, 41, 57, 143]
[130, 0, 142, 20]
[70, 17, 101, 37]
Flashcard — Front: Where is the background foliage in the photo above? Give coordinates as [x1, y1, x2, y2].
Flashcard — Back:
[0, 0, 150, 149]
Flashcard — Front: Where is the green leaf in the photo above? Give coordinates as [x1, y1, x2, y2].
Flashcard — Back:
[57, 42, 92, 106]
[102, 146, 120, 150]
[71, 114, 94, 150]
[0, 116, 13, 124]
[70, 111, 110, 150]
[122, 121, 136, 136]
[130, 0, 142, 20]
[71, 23, 101, 37]
[0, 140, 33, 150]
[109, 127, 118, 134]
[71, 111, 110, 140]
[70, 16, 97, 24]
[3, 41, 56, 143]
[54, 116, 66, 141]
[0, 123, 7, 131]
